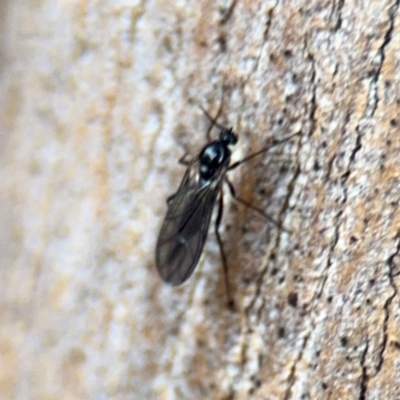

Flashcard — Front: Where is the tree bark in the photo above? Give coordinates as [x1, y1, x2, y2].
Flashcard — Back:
[1, 0, 400, 399]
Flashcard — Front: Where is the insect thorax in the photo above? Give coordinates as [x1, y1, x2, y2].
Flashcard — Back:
[199, 142, 231, 181]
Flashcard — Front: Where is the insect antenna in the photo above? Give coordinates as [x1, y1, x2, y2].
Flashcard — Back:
[199, 105, 228, 131]
[199, 105, 228, 142]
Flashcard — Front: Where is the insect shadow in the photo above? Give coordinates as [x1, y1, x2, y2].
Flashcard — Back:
[155, 106, 298, 309]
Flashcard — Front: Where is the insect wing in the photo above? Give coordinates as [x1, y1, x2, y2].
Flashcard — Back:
[156, 162, 220, 285]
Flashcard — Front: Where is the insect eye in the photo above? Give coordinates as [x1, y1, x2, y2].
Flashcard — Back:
[219, 128, 238, 145]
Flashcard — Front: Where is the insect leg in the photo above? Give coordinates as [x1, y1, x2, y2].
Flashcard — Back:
[224, 178, 288, 231]
[215, 191, 235, 310]
[178, 154, 191, 166]
[228, 132, 300, 171]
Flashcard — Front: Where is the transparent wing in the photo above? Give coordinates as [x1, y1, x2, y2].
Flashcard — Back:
[155, 162, 221, 285]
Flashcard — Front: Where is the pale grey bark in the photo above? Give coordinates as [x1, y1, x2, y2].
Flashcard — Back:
[1, 0, 400, 399]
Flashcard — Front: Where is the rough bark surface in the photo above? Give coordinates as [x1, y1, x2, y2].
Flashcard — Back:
[1, 0, 400, 399]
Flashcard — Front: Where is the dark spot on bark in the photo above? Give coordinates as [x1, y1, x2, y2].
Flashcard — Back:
[218, 35, 227, 52]
[278, 326, 285, 338]
[288, 292, 298, 308]
[284, 49, 293, 58]
[294, 274, 304, 283]
[241, 276, 251, 285]
[340, 336, 348, 347]
[367, 68, 378, 78]
[350, 236, 358, 243]
[271, 267, 278, 276]
[341, 170, 350, 182]
[391, 340, 400, 350]
[280, 164, 289, 174]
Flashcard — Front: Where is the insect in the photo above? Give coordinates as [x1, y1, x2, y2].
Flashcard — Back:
[155, 107, 297, 301]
